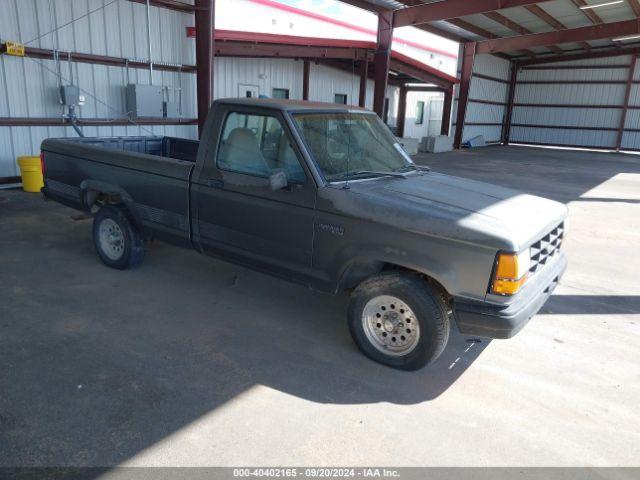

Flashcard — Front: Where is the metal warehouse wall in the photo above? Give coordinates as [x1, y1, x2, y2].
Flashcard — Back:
[510, 55, 640, 150]
[0, 0, 198, 178]
[622, 58, 640, 150]
[452, 53, 511, 144]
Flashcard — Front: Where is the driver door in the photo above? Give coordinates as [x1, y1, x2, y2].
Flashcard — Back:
[192, 108, 316, 285]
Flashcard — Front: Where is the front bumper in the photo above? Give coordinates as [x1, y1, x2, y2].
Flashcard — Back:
[453, 253, 567, 339]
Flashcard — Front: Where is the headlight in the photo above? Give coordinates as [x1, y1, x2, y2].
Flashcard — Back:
[491, 250, 530, 295]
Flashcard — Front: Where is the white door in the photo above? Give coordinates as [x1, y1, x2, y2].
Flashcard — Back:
[428, 98, 444, 136]
[238, 84, 260, 99]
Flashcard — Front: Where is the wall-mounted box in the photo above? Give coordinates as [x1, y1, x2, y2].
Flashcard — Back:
[126, 84, 163, 118]
[163, 101, 180, 118]
[60, 85, 81, 106]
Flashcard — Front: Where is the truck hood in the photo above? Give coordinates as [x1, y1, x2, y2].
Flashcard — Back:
[340, 172, 568, 251]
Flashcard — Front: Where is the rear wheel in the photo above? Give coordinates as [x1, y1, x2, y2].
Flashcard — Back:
[93, 204, 146, 269]
[348, 272, 450, 370]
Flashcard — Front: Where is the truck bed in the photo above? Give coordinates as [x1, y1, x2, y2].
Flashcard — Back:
[66, 136, 199, 163]
[41, 136, 198, 246]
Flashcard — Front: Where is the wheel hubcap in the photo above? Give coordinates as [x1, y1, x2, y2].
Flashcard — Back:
[98, 218, 125, 260]
[362, 295, 420, 356]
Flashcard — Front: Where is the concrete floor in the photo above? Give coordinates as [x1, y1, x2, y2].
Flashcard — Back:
[0, 145, 639, 467]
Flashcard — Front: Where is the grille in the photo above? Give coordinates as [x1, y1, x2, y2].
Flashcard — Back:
[529, 222, 564, 274]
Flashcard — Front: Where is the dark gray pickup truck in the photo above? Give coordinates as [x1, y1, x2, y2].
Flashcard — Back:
[41, 98, 567, 370]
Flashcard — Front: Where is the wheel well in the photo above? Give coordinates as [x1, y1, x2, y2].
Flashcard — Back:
[340, 261, 451, 301]
[85, 189, 123, 208]
[380, 263, 451, 302]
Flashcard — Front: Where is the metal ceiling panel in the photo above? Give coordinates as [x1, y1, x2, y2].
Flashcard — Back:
[458, 13, 513, 36]
[492, 7, 555, 33]
[588, 2, 635, 23]
[539, 1, 592, 29]
[430, 20, 485, 41]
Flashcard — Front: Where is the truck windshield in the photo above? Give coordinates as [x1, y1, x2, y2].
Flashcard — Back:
[292, 112, 412, 182]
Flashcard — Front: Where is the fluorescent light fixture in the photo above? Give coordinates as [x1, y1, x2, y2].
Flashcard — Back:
[579, 0, 623, 9]
[612, 33, 640, 41]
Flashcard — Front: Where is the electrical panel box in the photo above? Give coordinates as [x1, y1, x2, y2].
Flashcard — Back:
[126, 84, 163, 118]
[163, 101, 180, 118]
[60, 85, 81, 106]
[162, 87, 182, 119]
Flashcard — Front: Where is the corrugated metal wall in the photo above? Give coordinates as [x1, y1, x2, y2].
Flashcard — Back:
[0, 0, 198, 178]
[452, 53, 511, 144]
[510, 55, 640, 150]
[622, 58, 640, 150]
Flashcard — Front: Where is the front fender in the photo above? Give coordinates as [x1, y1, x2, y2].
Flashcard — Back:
[318, 229, 497, 302]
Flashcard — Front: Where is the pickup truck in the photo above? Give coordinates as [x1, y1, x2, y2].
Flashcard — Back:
[41, 98, 567, 370]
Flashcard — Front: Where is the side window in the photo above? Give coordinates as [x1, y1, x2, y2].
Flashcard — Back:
[217, 112, 306, 184]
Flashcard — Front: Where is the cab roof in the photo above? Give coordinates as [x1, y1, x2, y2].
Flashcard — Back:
[214, 98, 372, 113]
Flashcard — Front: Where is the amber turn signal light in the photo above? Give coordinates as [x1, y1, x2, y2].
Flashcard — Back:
[491, 251, 530, 295]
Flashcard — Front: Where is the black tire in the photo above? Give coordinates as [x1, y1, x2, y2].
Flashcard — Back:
[348, 271, 450, 371]
[92, 204, 146, 270]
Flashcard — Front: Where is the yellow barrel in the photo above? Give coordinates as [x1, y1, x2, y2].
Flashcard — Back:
[17, 156, 44, 193]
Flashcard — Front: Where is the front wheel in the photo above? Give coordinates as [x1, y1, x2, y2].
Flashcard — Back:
[93, 204, 146, 270]
[348, 272, 450, 370]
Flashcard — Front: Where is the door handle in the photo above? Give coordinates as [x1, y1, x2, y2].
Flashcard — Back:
[207, 178, 224, 188]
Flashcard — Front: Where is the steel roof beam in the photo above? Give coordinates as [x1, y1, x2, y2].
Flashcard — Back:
[525, 4, 592, 51]
[629, 0, 640, 17]
[517, 43, 640, 65]
[477, 18, 640, 53]
[447, 18, 536, 56]
[483, 10, 563, 53]
[570, 0, 604, 25]
[392, 0, 552, 28]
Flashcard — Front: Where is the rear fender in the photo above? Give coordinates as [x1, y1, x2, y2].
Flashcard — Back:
[80, 179, 142, 227]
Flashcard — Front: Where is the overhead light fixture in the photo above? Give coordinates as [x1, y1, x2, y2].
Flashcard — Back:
[579, 0, 624, 9]
[612, 33, 640, 41]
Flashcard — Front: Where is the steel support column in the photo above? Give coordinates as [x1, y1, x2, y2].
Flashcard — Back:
[396, 86, 407, 138]
[373, 10, 393, 118]
[303, 60, 310, 101]
[502, 61, 518, 144]
[441, 87, 453, 136]
[453, 42, 476, 149]
[617, 55, 638, 151]
[359, 58, 369, 107]
[195, 0, 214, 137]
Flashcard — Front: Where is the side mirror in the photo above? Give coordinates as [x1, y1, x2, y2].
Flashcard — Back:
[269, 170, 288, 190]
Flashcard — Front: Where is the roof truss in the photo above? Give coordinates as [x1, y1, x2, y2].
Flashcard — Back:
[392, 0, 552, 28]
[476, 18, 640, 54]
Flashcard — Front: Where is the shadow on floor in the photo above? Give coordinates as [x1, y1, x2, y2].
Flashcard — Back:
[543, 295, 640, 315]
[0, 191, 489, 467]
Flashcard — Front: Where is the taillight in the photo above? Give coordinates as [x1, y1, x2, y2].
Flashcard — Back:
[40, 151, 46, 177]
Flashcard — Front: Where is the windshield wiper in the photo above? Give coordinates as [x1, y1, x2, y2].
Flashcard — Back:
[396, 164, 430, 173]
[340, 170, 408, 180]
